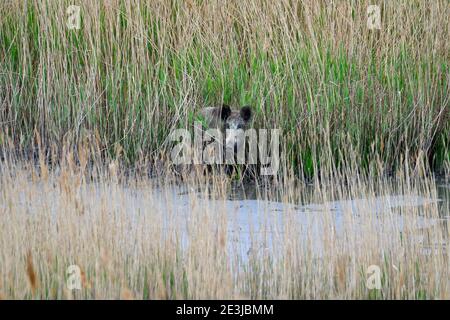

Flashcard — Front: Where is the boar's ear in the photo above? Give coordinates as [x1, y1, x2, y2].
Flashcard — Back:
[240, 106, 252, 122]
[220, 104, 231, 120]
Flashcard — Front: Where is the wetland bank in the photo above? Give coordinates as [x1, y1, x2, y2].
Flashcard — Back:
[0, 0, 449, 299]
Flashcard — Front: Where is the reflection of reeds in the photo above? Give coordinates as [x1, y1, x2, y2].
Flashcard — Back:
[0, 155, 448, 299]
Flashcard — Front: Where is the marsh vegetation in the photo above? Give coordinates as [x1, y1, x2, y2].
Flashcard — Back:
[0, 0, 449, 299]
[0, 157, 448, 299]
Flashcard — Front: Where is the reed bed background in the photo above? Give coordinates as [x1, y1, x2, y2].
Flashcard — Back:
[0, 0, 448, 175]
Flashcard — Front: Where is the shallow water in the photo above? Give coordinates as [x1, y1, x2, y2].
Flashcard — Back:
[99, 179, 449, 262]
[6, 176, 449, 263]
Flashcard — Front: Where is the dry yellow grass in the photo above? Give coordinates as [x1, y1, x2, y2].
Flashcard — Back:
[0, 155, 448, 299]
[26, 250, 38, 295]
